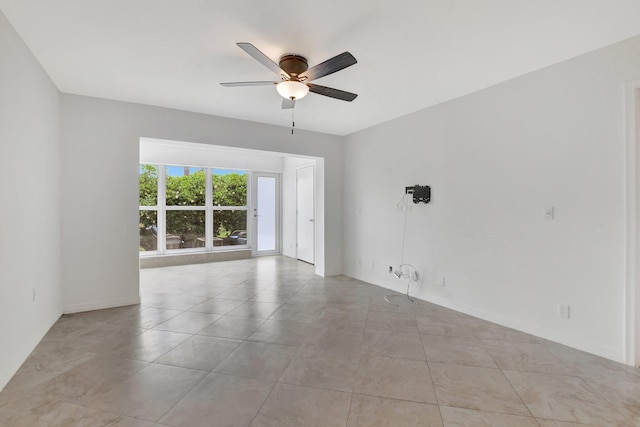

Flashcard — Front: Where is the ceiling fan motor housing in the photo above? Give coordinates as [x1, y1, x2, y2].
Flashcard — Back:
[279, 54, 308, 77]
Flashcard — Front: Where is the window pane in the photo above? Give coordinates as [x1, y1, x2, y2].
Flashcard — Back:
[213, 169, 247, 206]
[257, 176, 277, 251]
[139, 164, 158, 206]
[139, 210, 157, 251]
[166, 210, 205, 249]
[166, 166, 206, 206]
[214, 210, 247, 246]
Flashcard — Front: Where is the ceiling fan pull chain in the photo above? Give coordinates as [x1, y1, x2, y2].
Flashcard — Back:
[291, 107, 295, 135]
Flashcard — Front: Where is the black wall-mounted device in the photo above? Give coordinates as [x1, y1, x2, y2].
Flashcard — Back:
[405, 185, 431, 204]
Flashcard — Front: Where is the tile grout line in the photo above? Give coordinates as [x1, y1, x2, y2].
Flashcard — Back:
[498, 367, 539, 421]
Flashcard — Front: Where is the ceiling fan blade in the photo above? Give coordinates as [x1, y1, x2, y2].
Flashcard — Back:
[220, 81, 277, 87]
[236, 42, 290, 79]
[299, 52, 357, 82]
[282, 98, 296, 109]
[308, 84, 358, 101]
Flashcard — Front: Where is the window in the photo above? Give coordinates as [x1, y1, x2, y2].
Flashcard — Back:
[165, 166, 206, 250]
[139, 164, 158, 252]
[212, 169, 247, 247]
[139, 164, 248, 254]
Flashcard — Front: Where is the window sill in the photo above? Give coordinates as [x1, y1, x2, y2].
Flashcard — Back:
[139, 248, 251, 269]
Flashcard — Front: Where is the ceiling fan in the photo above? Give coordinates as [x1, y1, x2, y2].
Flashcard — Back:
[221, 42, 358, 109]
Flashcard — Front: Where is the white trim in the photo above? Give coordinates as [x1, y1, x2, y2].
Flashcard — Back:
[164, 206, 207, 211]
[210, 206, 248, 210]
[140, 163, 250, 254]
[296, 164, 316, 265]
[625, 81, 640, 367]
[63, 296, 141, 314]
[206, 169, 213, 248]
[246, 171, 253, 250]
[361, 277, 622, 362]
[423, 290, 621, 362]
[158, 164, 167, 251]
[165, 205, 247, 211]
[0, 308, 61, 391]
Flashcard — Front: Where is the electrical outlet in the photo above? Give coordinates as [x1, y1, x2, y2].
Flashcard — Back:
[438, 275, 446, 287]
[545, 206, 555, 220]
[557, 305, 570, 319]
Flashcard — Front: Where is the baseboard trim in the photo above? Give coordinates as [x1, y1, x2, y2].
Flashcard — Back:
[354, 273, 623, 364]
[0, 308, 61, 391]
[63, 296, 141, 314]
[418, 292, 622, 363]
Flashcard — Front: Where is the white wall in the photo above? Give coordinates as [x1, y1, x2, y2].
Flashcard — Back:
[60, 95, 343, 312]
[344, 35, 640, 363]
[0, 11, 62, 389]
[140, 138, 285, 172]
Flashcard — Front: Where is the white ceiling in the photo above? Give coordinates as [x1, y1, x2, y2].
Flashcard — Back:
[2, 1, 640, 135]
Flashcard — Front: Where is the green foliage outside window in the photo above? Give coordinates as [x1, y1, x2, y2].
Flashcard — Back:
[139, 165, 158, 251]
[166, 210, 205, 248]
[213, 172, 247, 206]
[212, 172, 247, 239]
[166, 169, 206, 206]
[138, 165, 248, 249]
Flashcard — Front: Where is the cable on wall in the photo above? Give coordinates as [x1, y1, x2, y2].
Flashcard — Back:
[384, 263, 419, 305]
[385, 193, 419, 305]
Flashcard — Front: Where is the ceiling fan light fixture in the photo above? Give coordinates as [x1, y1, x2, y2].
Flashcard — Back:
[276, 80, 309, 100]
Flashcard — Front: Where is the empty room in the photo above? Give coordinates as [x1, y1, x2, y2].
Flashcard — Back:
[2, 1, 640, 426]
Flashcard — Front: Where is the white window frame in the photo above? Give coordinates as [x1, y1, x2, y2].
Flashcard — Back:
[139, 163, 250, 256]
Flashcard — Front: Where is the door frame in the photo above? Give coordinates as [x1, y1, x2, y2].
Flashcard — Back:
[625, 81, 640, 367]
[296, 164, 315, 264]
[251, 172, 281, 257]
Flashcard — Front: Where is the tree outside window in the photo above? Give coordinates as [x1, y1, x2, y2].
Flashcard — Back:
[139, 164, 248, 252]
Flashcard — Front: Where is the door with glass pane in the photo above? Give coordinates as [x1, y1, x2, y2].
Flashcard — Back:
[252, 173, 280, 255]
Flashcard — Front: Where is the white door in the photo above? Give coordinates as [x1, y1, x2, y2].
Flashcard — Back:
[296, 165, 315, 264]
[252, 173, 280, 255]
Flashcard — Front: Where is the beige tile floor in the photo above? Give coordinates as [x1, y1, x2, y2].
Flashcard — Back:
[1, 256, 640, 426]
